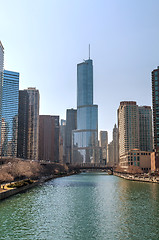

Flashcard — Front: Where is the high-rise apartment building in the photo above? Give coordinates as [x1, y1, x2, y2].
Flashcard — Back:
[118, 101, 152, 168]
[65, 109, 77, 163]
[1, 70, 19, 157]
[139, 106, 153, 152]
[118, 101, 139, 160]
[72, 58, 99, 164]
[17, 88, 39, 160]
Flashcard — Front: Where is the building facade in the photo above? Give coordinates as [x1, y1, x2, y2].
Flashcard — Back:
[51, 115, 59, 162]
[118, 101, 140, 165]
[17, 90, 29, 158]
[17, 88, 39, 160]
[152, 66, 159, 150]
[65, 109, 77, 163]
[38, 115, 55, 161]
[120, 149, 151, 172]
[139, 106, 153, 152]
[113, 124, 119, 165]
[99, 131, 108, 164]
[0, 41, 4, 144]
[59, 119, 66, 163]
[118, 101, 153, 168]
[72, 59, 99, 164]
[1, 70, 19, 157]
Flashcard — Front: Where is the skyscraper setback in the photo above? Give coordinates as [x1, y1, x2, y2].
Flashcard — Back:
[72, 58, 99, 164]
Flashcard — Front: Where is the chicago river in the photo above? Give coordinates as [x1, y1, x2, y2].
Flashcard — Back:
[0, 173, 159, 240]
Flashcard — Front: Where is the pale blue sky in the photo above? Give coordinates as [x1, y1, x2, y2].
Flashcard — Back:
[0, 0, 159, 142]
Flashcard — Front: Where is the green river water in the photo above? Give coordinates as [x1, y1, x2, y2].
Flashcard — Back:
[0, 172, 159, 240]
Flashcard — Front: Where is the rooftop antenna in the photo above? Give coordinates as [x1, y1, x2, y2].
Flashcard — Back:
[89, 44, 90, 59]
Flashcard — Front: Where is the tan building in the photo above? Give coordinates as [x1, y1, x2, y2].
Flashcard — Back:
[120, 149, 151, 172]
[151, 150, 159, 172]
[118, 101, 139, 158]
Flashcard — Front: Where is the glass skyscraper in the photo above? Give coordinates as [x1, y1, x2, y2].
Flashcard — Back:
[0, 42, 4, 145]
[72, 59, 99, 164]
[1, 70, 19, 156]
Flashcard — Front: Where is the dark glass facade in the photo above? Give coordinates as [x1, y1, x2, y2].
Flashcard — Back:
[17, 90, 29, 158]
[65, 109, 77, 163]
[17, 88, 39, 160]
[72, 59, 99, 164]
[152, 67, 159, 149]
[1, 70, 19, 156]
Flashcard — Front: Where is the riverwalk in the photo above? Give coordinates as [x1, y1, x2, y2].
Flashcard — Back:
[114, 172, 159, 183]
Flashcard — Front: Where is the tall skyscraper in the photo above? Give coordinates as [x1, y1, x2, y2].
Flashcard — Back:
[118, 101, 139, 160]
[113, 124, 119, 165]
[17, 90, 29, 158]
[0, 42, 4, 144]
[59, 119, 66, 163]
[72, 58, 99, 164]
[139, 106, 153, 152]
[99, 131, 108, 163]
[1, 70, 19, 157]
[152, 66, 159, 150]
[151, 66, 159, 171]
[118, 101, 152, 168]
[51, 115, 59, 162]
[38, 115, 55, 162]
[17, 88, 39, 160]
[65, 109, 77, 163]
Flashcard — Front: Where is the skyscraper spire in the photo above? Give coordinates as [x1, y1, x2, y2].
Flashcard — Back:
[89, 44, 90, 59]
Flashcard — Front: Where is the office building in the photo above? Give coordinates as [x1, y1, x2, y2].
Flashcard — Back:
[139, 106, 153, 152]
[39, 115, 55, 162]
[152, 66, 159, 171]
[0, 41, 4, 143]
[65, 109, 77, 163]
[99, 131, 108, 164]
[59, 119, 66, 163]
[51, 115, 59, 162]
[1, 70, 19, 157]
[72, 58, 99, 164]
[17, 88, 39, 160]
[17, 90, 29, 158]
[107, 141, 113, 166]
[113, 124, 119, 165]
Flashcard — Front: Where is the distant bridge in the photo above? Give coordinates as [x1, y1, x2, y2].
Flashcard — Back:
[69, 163, 114, 172]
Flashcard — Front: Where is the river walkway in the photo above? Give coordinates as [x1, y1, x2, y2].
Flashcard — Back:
[114, 172, 159, 183]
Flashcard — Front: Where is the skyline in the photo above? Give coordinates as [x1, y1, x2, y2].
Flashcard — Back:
[1, 0, 159, 142]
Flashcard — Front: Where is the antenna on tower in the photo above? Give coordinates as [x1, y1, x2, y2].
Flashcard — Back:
[89, 44, 90, 59]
